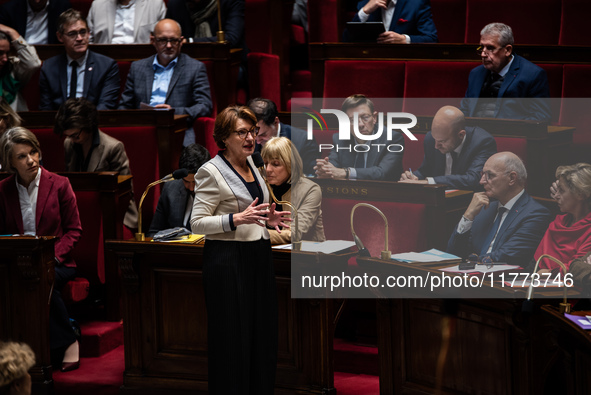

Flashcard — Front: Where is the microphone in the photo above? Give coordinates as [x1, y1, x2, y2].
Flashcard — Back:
[522, 254, 571, 314]
[135, 169, 189, 241]
[251, 152, 301, 251]
[350, 203, 390, 260]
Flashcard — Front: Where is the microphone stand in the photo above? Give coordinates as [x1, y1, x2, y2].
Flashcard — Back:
[135, 170, 188, 241]
[350, 203, 391, 260]
[215, 0, 225, 43]
[526, 254, 571, 314]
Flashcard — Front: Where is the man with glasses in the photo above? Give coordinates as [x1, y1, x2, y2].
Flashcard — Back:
[447, 152, 551, 266]
[39, 9, 120, 110]
[248, 97, 319, 176]
[460, 23, 551, 121]
[400, 105, 496, 191]
[315, 94, 404, 181]
[119, 18, 212, 146]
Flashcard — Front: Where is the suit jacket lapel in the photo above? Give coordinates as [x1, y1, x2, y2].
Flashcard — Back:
[88, 143, 104, 171]
[176, 181, 189, 225]
[497, 56, 521, 107]
[59, 55, 69, 103]
[35, 169, 54, 229]
[165, 55, 184, 102]
[390, 0, 407, 30]
[495, 192, 528, 242]
[456, 128, 473, 173]
[133, 0, 147, 41]
[106, 0, 117, 42]
[83, 51, 94, 97]
[145, 56, 156, 102]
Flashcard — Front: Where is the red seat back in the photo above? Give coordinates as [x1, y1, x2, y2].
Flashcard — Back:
[430, 0, 467, 43]
[31, 128, 65, 172]
[559, 0, 591, 45]
[402, 133, 426, 172]
[101, 127, 160, 231]
[323, 60, 406, 105]
[464, 0, 561, 44]
[70, 0, 93, 17]
[248, 53, 281, 109]
[495, 137, 528, 166]
[117, 61, 132, 99]
[23, 67, 42, 111]
[322, 198, 428, 255]
[537, 64, 563, 123]
[194, 117, 217, 159]
[308, 0, 339, 43]
[559, 65, 591, 163]
[244, 0, 273, 53]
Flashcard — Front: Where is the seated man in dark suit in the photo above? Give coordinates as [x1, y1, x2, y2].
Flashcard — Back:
[148, 143, 210, 236]
[39, 9, 120, 110]
[447, 152, 552, 266]
[315, 94, 404, 181]
[119, 18, 212, 146]
[400, 105, 497, 191]
[247, 98, 319, 176]
[0, 0, 71, 44]
[460, 23, 551, 121]
[343, 0, 437, 43]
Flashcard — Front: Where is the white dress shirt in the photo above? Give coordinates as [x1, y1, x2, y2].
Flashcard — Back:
[15, 167, 42, 236]
[427, 134, 466, 184]
[25, 0, 49, 44]
[112, 0, 136, 44]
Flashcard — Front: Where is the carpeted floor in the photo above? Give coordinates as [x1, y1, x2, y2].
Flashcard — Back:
[53, 344, 379, 395]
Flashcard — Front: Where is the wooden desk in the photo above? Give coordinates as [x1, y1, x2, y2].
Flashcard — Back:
[0, 237, 56, 395]
[34, 43, 242, 112]
[18, 110, 187, 179]
[106, 240, 354, 394]
[311, 179, 473, 250]
[357, 256, 579, 395]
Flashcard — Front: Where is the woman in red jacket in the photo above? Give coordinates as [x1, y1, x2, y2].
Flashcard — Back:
[0, 127, 83, 372]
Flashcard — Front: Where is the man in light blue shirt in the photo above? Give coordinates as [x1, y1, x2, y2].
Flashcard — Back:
[119, 18, 212, 146]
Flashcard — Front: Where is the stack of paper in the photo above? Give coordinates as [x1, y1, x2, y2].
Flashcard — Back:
[390, 248, 461, 263]
[272, 240, 356, 254]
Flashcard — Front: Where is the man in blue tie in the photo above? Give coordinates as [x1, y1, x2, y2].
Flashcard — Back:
[447, 151, 552, 266]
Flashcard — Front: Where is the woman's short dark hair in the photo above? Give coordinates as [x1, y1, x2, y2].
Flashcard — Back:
[213, 106, 257, 149]
[0, 127, 42, 172]
[54, 98, 99, 137]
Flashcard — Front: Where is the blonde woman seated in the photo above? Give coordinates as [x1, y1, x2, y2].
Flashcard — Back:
[261, 136, 325, 244]
[535, 163, 591, 274]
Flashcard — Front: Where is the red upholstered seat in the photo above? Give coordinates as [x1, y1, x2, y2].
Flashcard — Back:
[62, 278, 90, 304]
[194, 117, 217, 158]
[201, 60, 217, 116]
[402, 61, 477, 115]
[537, 64, 563, 123]
[464, 0, 561, 44]
[308, 0, 339, 43]
[495, 137, 527, 166]
[248, 53, 281, 110]
[322, 198, 428, 256]
[559, 65, 591, 163]
[69, 0, 93, 17]
[430, 0, 466, 43]
[402, 133, 426, 172]
[323, 60, 406, 105]
[117, 61, 131, 99]
[101, 127, 160, 230]
[23, 67, 42, 111]
[245, 0, 273, 54]
[559, 0, 591, 45]
[31, 128, 66, 172]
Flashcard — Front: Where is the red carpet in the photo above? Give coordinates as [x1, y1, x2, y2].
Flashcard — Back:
[53, 345, 124, 395]
[334, 372, 380, 394]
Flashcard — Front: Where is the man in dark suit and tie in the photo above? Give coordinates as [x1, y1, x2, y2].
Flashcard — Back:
[39, 9, 120, 110]
[0, 0, 71, 44]
[460, 23, 551, 121]
[148, 143, 210, 236]
[248, 98, 319, 176]
[447, 152, 552, 266]
[343, 0, 438, 43]
[315, 94, 404, 181]
[400, 105, 497, 191]
[118, 18, 213, 146]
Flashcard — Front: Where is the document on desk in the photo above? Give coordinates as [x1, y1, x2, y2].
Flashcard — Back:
[391, 249, 461, 263]
[272, 240, 356, 254]
[441, 264, 520, 273]
[564, 313, 591, 330]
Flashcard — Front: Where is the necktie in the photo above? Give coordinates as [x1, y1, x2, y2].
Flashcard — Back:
[480, 206, 508, 256]
[354, 151, 366, 168]
[69, 61, 78, 99]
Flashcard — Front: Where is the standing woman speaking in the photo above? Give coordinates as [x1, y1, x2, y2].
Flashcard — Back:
[190, 106, 290, 394]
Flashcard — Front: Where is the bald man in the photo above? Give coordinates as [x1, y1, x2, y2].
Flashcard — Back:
[400, 105, 497, 191]
[447, 152, 552, 266]
[119, 18, 212, 146]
